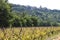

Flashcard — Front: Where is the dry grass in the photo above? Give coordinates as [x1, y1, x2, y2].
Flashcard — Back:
[0, 27, 60, 40]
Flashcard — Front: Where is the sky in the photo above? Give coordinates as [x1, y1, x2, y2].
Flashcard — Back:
[8, 0, 60, 10]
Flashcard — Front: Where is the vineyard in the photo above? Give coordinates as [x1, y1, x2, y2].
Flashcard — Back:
[0, 27, 60, 40]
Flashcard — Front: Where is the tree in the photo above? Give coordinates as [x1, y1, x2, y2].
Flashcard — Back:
[12, 17, 20, 27]
[0, 0, 12, 27]
[31, 16, 39, 26]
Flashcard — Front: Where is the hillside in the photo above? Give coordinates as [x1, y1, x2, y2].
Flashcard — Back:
[1, 0, 60, 27]
[11, 4, 60, 26]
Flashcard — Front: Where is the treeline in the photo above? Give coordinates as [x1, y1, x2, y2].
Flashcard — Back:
[0, 0, 60, 27]
[11, 4, 60, 26]
[11, 13, 59, 27]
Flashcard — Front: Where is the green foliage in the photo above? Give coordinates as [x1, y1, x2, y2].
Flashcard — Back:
[10, 4, 60, 27]
[0, 1, 60, 27]
[0, 0, 12, 27]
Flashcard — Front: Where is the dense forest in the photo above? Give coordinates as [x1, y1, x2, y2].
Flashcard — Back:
[0, 0, 60, 27]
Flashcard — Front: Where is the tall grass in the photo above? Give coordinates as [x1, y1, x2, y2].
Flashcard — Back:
[0, 27, 60, 40]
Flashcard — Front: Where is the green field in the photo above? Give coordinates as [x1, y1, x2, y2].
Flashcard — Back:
[0, 27, 60, 40]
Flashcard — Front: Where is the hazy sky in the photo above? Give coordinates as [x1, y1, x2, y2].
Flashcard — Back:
[8, 0, 60, 10]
